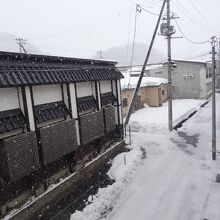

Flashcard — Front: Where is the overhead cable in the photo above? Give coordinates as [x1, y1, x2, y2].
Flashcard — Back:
[187, 0, 218, 34]
[172, 0, 211, 36]
[175, 20, 210, 45]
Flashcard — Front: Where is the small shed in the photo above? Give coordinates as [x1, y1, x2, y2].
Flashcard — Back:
[121, 72, 168, 118]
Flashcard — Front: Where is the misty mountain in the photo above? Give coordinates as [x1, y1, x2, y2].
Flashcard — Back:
[0, 33, 41, 54]
[93, 43, 165, 66]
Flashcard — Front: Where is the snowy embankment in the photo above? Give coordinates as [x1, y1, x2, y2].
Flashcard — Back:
[71, 98, 218, 220]
[129, 99, 205, 131]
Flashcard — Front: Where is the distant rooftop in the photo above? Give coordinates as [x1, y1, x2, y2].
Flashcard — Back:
[121, 72, 167, 90]
[0, 51, 123, 88]
[0, 50, 117, 66]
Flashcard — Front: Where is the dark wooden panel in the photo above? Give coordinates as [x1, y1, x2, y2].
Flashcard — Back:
[104, 106, 116, 133]
[80, 110, 105, 145]
[0, 132, 40, 182]
[39, 119, 77, 165]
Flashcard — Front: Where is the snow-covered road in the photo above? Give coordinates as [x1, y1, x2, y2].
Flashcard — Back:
[71, 97, 220, 220]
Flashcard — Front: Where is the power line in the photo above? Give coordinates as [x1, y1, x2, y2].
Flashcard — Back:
[125, 0, 133, 66]
[124, 0, 166, 126]
[175, 20, 210, 45]
[128, 4, 142, 85]
[137, 4, 160, 16]
[187, 0, 217, 34]
[183, 52, 211, 60]
[172, 0, 211, 36]
[29, 8, 131, 41]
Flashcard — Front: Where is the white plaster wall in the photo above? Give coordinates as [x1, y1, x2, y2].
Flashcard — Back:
[96, 82, 101, 109]
[68, 83, 80, 145]
[17, 87, 24, 114]
[62, 84, 69, 108]
[76, 82, 94, 98]
[69, 84, 77, 118]
[112, 80, 117, 97]
[25, 86, 35, 131]
[0, 88, 20, 111]
[91, 82, 96, 98]
[100, 80, 112, 93]
[33, 84, 62, 105]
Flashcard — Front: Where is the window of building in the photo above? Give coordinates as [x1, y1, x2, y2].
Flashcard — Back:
[77, 95, 97, 114]
[155, 71, 163, 75]
[101, 92, 116, 107]
[35, 101, 70, 123]
[122, 98, 128, 107]
[162, 90, 165, 95]
[0, 109, 26, 134]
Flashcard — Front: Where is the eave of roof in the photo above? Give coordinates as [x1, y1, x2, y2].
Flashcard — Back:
[0, 51, 117, 66]
[0, 51, 123, 87]
[163, 59, 209, 65]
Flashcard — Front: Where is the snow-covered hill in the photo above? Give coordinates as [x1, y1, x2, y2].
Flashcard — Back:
[93, 43, 165, 66]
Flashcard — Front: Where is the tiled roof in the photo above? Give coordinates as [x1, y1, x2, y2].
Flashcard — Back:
[35, 101, 70, 123]
[0, 51, 123, 88]
[0, 109, 25, 134]
[77, 96, 98, 112]
[101, 92, 117, 106]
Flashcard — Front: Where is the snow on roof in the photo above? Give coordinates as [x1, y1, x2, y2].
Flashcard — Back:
[122, 64, 164, 73]
[121, 72, 168, 90]
[171, 59, 210, 64]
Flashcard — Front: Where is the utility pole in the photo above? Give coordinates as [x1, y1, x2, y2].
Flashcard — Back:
[167, 0, 173, 131]
[211, 36, 217, 160]
[160, 0, 176, 131]
[128, 4, 141, 87]
[15, 38, 27, 54]
[218, 37, 220, 89]
[97, 51, 103, 59]
[124, 0, 166, 126]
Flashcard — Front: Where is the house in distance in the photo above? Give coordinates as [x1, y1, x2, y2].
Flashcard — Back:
[121, 69, 168, 118]
[146, 60, 212, 99]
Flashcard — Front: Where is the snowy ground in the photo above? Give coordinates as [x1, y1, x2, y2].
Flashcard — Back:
[70, 97, 220, 220]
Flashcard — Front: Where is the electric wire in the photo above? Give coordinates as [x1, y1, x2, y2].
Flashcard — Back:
[172, 0, 211, 36]
[138, 5, 160, 16]
[187, 0, 218, 34]
[181, 52, 211, 60]
[125, 0, 133, 66]
[175, 20, 210, 45]
[29, 7, 131, 41]
[128, 5, 140, 86]
[117, 52, 211, 69]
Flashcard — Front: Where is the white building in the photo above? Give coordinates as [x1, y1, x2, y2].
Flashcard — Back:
[146, 60, 212, 99]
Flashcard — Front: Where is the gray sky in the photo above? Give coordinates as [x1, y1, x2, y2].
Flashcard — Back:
[0, 0, 219, 60]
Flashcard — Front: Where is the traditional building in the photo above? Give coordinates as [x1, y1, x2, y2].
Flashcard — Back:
[0, 51, 123, 185]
